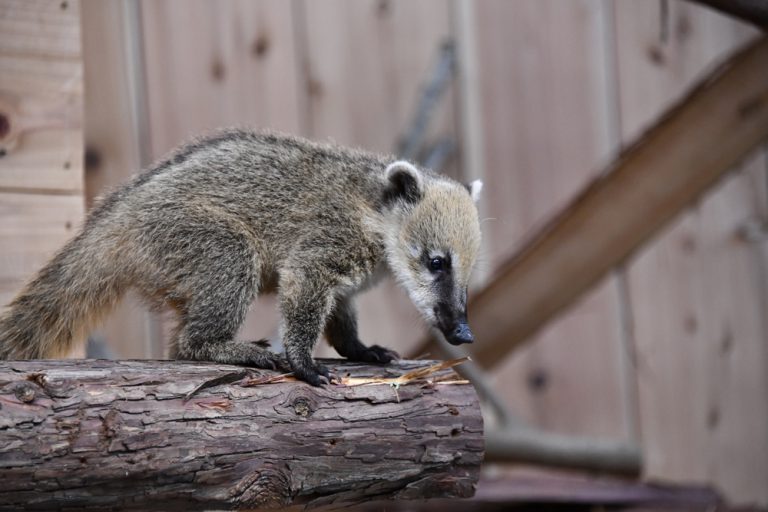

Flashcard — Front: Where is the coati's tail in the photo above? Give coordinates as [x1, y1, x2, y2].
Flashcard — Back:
[0, 230, 125, 359]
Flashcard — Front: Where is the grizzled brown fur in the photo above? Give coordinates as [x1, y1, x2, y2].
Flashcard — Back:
[0, 130, 481, 385]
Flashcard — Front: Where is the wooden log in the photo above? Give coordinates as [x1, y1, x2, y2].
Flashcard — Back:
[412, 36, 768, 368]
[0, 359, 482, 510]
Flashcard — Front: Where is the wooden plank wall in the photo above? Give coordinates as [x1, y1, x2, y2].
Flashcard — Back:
[613, 1, 768, 502]
[0, 0, 85, 356]
[72, 0, 767, 504]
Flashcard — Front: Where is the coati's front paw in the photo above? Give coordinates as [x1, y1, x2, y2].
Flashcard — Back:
[350, 344, 400, 364]
[290, 360, 338, 387]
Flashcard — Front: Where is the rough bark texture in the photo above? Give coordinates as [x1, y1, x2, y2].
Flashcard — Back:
[0, 359, 482, 510]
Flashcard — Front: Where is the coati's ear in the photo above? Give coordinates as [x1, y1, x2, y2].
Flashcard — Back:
[465, 179, 483, 202]
[384, 160, 423, 204]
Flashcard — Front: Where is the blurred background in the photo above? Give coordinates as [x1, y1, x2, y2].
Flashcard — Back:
[1, 0, 766, 507]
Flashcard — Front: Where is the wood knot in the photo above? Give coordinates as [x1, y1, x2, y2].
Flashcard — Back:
[26, 372, 72, 398]
[707, 407, 720, 430]
[233, 461, 292, 508]
[84, 146, 102, 171]
[251, 34, 270, 58]
[292, 396, 312, 417]
[0, 112, 9, 139]
[211, 58, 226, 82]
[527, 368, 549, 392]
[721, 326, 734, 355]
[102, 409, 121, 438]
[646, 45, 665, 66]
[306, 77, 323, 97]
[676, 15, 691, 41]
[283, 389, 318, 419]
[684, 314, 698, 334]
[14, 382, 37, 403]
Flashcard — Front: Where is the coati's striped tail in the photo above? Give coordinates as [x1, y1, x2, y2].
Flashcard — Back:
[0, 231, 124, 359]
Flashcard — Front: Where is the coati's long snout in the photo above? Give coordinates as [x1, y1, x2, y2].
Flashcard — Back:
[446, 321, 474, 345]
[434, 301, 474, 345]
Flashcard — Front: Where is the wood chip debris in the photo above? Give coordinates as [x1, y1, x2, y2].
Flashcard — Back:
[239, 357, 470, 388]
[186, 357, 471, 401]
[341, 357, 470, 387]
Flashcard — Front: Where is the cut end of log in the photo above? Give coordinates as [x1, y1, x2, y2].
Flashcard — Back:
[0, 358, 483, 510]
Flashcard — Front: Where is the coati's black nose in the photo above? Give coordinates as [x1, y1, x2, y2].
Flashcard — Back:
[446, 322, 474, 345]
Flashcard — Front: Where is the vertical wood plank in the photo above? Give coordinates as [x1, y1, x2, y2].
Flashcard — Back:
[472, 0, 631, 441]
[0, 0, 86, 357]
[615, 0, 768, 503]
[299, 0, 457, 357]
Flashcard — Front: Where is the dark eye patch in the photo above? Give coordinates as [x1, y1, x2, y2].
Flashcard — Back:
[425, 252, 452, 274]
[429, 257, 445, 272]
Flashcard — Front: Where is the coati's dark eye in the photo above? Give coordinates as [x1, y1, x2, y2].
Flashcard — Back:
[429, 257, 446, 272]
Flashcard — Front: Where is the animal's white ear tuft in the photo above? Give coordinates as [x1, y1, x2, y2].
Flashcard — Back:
[384, 160, 423, 204]
[469, 180, 483, 202]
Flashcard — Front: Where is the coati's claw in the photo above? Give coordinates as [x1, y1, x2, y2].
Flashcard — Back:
[315, 363, 332, 379]
[290, 361, 337, 387]
[248, 350, 288, 372]
[315, 373, 340, 386]
[296, 368, 327, 387]
[316, 363, 340, 384]
[308, 373, 327, 387]
[352, 344, 400, 364]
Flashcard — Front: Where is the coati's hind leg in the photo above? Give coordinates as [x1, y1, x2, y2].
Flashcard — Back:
[169, 255, 286, 371]
[324, 295, 399, 364]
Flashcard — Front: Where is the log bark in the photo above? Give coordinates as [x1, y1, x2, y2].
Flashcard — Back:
[0, 359, 482, 510]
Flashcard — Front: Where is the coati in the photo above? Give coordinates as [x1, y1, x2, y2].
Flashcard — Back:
[0, 130, 482, 386]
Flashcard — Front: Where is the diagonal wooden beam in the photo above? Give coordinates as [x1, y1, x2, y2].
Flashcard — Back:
[412, 37, 768, 368]
[689, 0, 768, 29]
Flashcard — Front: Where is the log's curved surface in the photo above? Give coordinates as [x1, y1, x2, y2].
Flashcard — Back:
[0, 359, 483, 510]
